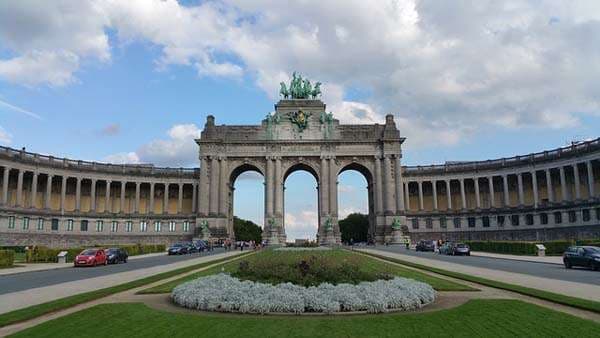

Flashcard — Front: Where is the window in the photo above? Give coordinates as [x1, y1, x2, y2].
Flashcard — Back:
[96, 220, 104, 232]
[511, 214, 520, 226]
[169, 221, 176, 232]
[411, 218, 419, 229]
[582, 209, 590, 222]
[568, 211, 576, 223]
[540, 213, 548, 225]
[81, 220, 88, 232]
[596, 208, 600, 221]
[8, 216, 15, 229]
[554, 212, 562, 224]
[453, 217, 461, 228]
[23, 217, 30, 230]
[67, 219, 74, 231]
[125, 221, 132, 232]
[111, 221, 118, 232]
[468, 217, 476, 228]
[51, 218, 59, 231]
[525, 214, 534, 226]
[37, 218, 44, 230]
[154, 221, 161, 232]
[183, 221, 189, 232]
[497, 215, 505, 227]
[140, 221, 147, 232]
[439, 217, 447, 228]
[425, 218, 433, 229]
[482, 216, 490, 227]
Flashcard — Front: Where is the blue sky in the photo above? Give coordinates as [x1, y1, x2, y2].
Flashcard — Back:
[1, 1, 600, 239]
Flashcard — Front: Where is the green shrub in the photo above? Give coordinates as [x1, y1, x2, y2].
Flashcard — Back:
[0, 246, 27, 253]
[0, 250, 15, 267]
[466, 241, 537, 255]
[24, 244, 166, 263]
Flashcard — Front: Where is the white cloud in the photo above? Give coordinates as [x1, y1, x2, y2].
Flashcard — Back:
[0, 51, 80, 87]
[0, 98, 42, 120]
[285, 210, 318, 240]
[0, 126, 12, 144]
[104, 123, 201, 167]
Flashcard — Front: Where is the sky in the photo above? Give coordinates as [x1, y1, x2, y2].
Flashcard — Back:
[1, 1, 600, 240]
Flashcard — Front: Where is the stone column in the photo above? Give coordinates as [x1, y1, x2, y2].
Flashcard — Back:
[517, 173, 524, 206]
[209, 157, 219, 215]
[134, 182, 140, 213]
[320, 157, 329, 216]
[559, 166, 567, 201]
[192, 183, 198, 213]
[403, 182, 410, 210]
[1, 167, 9, 205]
[163, 183, 170, 214]
[149, 182, 155, 214]
[383, 155, 394, 214]
[573, 163, 581, 200]
[532, 171, 539, 208]
[432, 180, 438, 210]
[275, 157, 283, 216]
[502, 174, 509, 207]
[30, 172, 38, 208]
[198, 157, 209, 215]
[446, 180, 452, 210]
[60, 176, 67, 212]
[474, 178, 480, 209]
[487, 176, 495, 208]
[75, 177, 81, 211]
[219, 158, 228, 216]
[329, 157, 338, 217]
[417, 181, 424, 210]
[265, 157, 274, 217]
[45, 174, 53, 209]
[546, 169, 554, 203]
[105, 180, 112, 213]
[459, 178, 466, 209]
[374, 156, 383, 214]
[16, 169, 23, 207]
[587, 161, 595, 198]
[177, 183, 183, 213]
[395, 157, 404, 212]
[120, 182, 126, 213]
[90, 179, 97, 212]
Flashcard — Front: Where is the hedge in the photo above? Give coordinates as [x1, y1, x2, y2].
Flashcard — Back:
[25, 244, 166, 263]
[0, 250, 15, 267]
[465, 239, 600, 256]
[0, 246, 27, 253]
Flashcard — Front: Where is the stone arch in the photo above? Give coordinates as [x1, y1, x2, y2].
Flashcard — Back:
[226, 161, 266, 241]
[283, 160, 320, 183]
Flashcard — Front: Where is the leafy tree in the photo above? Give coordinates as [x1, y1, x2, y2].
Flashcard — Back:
[233, 216, 262, 242]
[338, 213, 369, 243]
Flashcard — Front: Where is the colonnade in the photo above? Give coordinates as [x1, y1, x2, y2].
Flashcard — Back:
[0, 165, 197, 215]
[403, 160, 598, 213]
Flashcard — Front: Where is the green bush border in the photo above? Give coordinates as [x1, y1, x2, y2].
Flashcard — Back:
[465, 239, 600, 256]
[359, 251, 600, 314]
[0, 252, 253, 328]
[0, 249, 15, 268]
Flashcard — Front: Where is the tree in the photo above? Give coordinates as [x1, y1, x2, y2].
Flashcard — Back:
[338, 213, 369, 243]
[233, 216, 262, 242]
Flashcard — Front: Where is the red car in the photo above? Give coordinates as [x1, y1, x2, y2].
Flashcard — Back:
[74, 248, 107, 267]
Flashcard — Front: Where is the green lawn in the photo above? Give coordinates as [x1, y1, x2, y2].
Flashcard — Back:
[10, 299, 599, 338]
[140, 249, 474, 294]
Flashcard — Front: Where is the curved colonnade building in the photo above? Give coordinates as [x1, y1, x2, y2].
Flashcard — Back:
[0, 100, 599, 247]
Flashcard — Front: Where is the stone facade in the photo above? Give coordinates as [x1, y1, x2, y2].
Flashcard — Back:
[0, 96, 599, 248]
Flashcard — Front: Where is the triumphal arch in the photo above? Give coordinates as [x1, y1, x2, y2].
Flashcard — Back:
[196, 74, 406, 244]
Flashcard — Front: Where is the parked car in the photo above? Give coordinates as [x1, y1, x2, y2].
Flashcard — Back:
[416, 240, 436, 252]
[563, 246, 600, 270]
[439, 242, 455, 255]
[185, 242, 199, 254]
[194, 240, 207, 252]
[105, 248, 128, 264]
[168, 243, 188, 255]
[453, 243, 471, 256]
[74, 248, 107, 267]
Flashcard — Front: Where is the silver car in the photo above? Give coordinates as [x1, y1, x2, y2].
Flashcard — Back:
[453, 243, 471, 256]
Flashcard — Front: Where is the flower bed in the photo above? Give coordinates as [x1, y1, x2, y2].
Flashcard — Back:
[171, 274, 435, 314]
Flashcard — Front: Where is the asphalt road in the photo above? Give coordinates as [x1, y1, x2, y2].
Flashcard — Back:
[370, 245, 600, 286]
[0, 248, 227, 295]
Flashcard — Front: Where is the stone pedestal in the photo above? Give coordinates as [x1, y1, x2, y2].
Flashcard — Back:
[390, 229, 409, 245]
[319, 229, 337, 246]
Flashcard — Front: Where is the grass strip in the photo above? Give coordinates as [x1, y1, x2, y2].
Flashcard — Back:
[0, 252, 253, 328]
[360, 250, 600, 314]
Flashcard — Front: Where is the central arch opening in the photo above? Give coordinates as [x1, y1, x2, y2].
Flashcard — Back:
[230, 164, 264, 244]
[283, 163, 319, 244]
